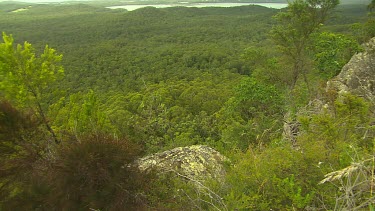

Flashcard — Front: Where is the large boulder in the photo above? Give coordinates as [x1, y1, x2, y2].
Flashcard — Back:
[133, 145, 228, 181]
[327, 37, 375, 100]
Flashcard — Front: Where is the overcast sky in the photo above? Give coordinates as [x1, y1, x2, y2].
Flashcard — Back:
[0, 0, 371, 3]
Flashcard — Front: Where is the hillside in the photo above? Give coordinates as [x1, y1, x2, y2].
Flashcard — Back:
[0, 1, 374, 210]
[0, 3, 369, 94]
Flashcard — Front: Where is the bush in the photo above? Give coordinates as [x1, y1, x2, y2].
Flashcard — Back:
[0, 100, 47, 209]
[40, 134, 154, 210]
[0, 100, 186, 210]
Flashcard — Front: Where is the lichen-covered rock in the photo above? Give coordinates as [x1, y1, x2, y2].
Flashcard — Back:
[327, 37, 375, 100]
[133, 145, 228, 181]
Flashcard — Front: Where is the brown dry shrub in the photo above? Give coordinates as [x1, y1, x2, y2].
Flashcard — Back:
[40, 134, 153, 210]
[0, 100, 47, 209]
[0, 101, 182, 210]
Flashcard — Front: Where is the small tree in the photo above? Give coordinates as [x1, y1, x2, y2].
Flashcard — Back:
[369, 0, 375, 13]
[0, 33, 64, 144]
[271, 0, 339, 90]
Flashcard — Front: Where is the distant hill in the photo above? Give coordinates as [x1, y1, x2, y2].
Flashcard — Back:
[0, 0, 371, 6]
[340, 0, 370, 4]
[0, 2, 33, 12]
[0, 0, 289, 4]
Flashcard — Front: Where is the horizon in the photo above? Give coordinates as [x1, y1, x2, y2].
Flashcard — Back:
[0, 0, 370, 3]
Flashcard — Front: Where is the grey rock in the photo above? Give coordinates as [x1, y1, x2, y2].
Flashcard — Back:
[133, 145, 228, 181]
[327, 37, 375, 100]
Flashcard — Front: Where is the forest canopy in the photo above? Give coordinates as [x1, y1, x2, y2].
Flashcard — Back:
[0, 0, 375, 210]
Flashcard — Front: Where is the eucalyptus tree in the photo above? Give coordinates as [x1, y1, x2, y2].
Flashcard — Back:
[369, 0, 375, 12]
[271, 0, 340, 90]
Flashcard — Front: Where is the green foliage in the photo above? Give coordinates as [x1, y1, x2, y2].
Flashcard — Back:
[231, 77, 284, 120]
[151, 174, 228, 210]
[217, 77, 284, 150]
[296, 93, 374, 207]
[300, 93, 372, 151]
[102, 75, 236, 153]
[0, 100, 47, 209]
[0, 3, 373, 210]
[251, 58, 290, 89]
[0, 99, 186, 210]
[224, 92, 374, 210]
[0, 32, 64, 108]
[349, 1, 375, 43]
[52, 90, 117, 140]
[0, 5, 278, 95]
[313, 32, 362, 78]
[1, 132, 170, 210]
[274, 175, 315, 209]
[369, 0, 375, 12]
[239, 47, 268, 76]
[225, 145, 316, 210]
[271, 0, 339, 89]
[351, 20, 374, 43]
[0, 32, 64, 143]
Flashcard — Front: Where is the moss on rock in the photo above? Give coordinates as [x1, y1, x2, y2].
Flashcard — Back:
[133, 145, 228, 181]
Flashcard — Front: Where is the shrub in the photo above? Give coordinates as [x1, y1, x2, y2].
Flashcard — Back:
[0, 100, 47, 209]
[41, 134, 152, 210]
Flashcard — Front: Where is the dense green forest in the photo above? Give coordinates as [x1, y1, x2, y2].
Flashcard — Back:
[1, 0, 375, 210]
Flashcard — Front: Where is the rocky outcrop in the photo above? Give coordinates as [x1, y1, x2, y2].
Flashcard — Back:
[133, 145, 228, 181]
[327, 37, 375, 100]
[284, 38, 375, 147]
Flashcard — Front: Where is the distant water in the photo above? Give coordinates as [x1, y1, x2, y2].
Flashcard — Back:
[107, 3, 288, 11]
[0, 0, 287, 9]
